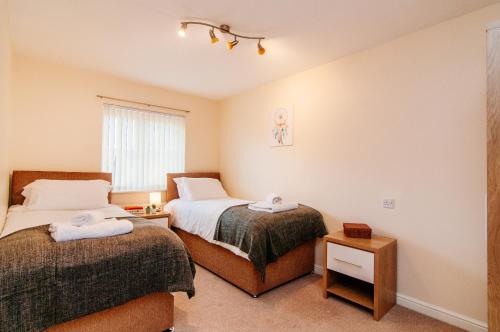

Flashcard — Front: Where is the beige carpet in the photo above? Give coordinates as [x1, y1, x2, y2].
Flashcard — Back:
[173, 265, 462, 332]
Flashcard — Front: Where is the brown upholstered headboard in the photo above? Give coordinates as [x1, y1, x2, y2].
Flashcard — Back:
[10, 170, 113, 206]
[166, 172, 220, 202]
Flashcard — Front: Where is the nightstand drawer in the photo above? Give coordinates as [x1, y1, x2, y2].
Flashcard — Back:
[327, 242, 374, 283]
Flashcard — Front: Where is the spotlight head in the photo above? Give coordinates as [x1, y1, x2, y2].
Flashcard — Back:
[257, 40, 266, 55]
[178, 22, 187, 37]
[227, 38, 239, 50]
[209, 28, 219, 44]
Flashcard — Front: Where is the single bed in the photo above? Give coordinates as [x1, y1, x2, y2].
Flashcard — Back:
[166, 172, 327, 297]
[0, 170, 196, 332]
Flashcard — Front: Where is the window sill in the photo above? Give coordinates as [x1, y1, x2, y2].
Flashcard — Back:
[112, 190, 166, 194]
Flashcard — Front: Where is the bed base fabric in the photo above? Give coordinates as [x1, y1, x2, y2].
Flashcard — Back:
[47, 292, 173, 332]
[174, 228, 315, 297]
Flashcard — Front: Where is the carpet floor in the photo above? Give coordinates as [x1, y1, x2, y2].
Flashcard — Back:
[173, 265, 462, 332]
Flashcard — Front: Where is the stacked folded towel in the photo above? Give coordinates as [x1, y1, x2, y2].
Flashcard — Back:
[50, 218, 133, 242]
[70, 210, 105, 226]
[265, 192, 282, 205]
[49, 210, 133, 242]
[248, 193, 299, 213]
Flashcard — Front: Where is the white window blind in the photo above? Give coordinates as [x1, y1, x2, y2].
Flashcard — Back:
[101, 103, 185, 192]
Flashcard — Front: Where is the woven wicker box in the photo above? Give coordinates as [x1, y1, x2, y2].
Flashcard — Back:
[343, 223, 372, 239]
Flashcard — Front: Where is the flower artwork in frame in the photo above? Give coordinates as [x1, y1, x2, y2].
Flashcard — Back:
[271, 106, 294, 146]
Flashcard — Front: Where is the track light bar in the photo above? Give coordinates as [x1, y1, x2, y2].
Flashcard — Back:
[178, 21, 266, 55]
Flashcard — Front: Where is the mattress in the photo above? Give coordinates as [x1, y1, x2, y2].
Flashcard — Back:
[164, 197, 252, 259]
[1, 204, 133, 238]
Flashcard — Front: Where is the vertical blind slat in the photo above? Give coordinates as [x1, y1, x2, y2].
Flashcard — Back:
[101, 104, 186, 192]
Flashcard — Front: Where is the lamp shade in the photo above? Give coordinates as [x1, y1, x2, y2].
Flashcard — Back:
[149, 192, 162, 206]
[178, 23, 187, 37]
[257, 41, 265, 55]
[209, 28, 219, 44]
[227, 39, 239, 50]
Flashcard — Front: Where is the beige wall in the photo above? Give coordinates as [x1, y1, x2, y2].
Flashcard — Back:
[0, 0, 12, 232]
[219, 4, 500, 323]
[6, 1, 499, 325]
[11, 55, 219, 205]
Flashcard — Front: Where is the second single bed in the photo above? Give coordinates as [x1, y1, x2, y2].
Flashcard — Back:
[165, 172, 327, 297]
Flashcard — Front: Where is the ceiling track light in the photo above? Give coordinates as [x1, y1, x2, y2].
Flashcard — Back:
[227, 36, 239, 50]
[178, 22, 187, 37]
[178, 21, 266, 55]
[257, 39, 265, 55]
[209, 28, 219, 44]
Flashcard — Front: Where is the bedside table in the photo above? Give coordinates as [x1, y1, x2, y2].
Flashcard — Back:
[134, 212, 170, 228]
[323, 231, 397, 320]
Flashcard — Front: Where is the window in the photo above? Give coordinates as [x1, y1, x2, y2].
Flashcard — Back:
[101, 103, 185, 192]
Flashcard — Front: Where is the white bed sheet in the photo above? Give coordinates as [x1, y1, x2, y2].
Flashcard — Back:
[0, 204, 134, 239]
[164, 197, 252, 259]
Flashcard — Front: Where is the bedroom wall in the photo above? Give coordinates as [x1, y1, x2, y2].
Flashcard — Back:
[219, 3, 500, 326]
[0, 0, 12, 232]
[10, 55, 219, 205]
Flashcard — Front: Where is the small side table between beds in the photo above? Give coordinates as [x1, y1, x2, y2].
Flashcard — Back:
[323, 231, 397, 320]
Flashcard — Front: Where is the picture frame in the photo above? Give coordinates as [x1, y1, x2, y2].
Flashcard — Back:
[271, 105, 294, 146]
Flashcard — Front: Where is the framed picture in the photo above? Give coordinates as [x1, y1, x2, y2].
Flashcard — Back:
[271, 106, 294, 146]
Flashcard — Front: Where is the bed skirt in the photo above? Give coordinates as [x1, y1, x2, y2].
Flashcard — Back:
[174, 228, 315, 297]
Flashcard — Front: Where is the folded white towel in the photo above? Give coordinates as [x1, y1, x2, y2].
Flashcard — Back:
[71, 210, 105, 227]
[265, 193, 282, 205]
[49, 218, 133, 242]
[250, 201, 274, 209]
[248, 201, 299, 213]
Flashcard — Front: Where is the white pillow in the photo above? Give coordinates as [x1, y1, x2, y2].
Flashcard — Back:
[173, 177, 187, 199]
[175, 177, 227, 201]
[22, 179, 111, 210]
[21, 187, 32, 206]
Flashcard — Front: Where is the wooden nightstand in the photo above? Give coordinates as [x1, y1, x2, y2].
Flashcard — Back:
[135, 212, 171, 228]
[323, 231, 397, 320]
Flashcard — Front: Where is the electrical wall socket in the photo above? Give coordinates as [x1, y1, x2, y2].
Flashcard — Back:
[383, 199, 395, 209]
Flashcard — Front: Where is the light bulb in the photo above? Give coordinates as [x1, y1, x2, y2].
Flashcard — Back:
[257, 41, 266, 55]
[209, 28, 219, 44]
[178, 23, 187, 37]
[227, 38, 239, 50]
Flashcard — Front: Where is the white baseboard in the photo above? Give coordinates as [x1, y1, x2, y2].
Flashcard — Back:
[396, 294, 487, 332]
[312, 264, 487, 332]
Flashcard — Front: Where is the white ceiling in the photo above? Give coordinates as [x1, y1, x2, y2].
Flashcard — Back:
[8, 0, 499, 99]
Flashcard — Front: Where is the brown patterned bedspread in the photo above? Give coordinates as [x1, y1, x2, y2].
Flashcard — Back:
[0, 219, 195, 332]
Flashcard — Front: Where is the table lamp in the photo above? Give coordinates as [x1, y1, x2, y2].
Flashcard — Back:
[149, 192, 162, 212]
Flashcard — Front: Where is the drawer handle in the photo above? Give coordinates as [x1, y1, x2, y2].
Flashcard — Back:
[334, 258, 362, 268]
